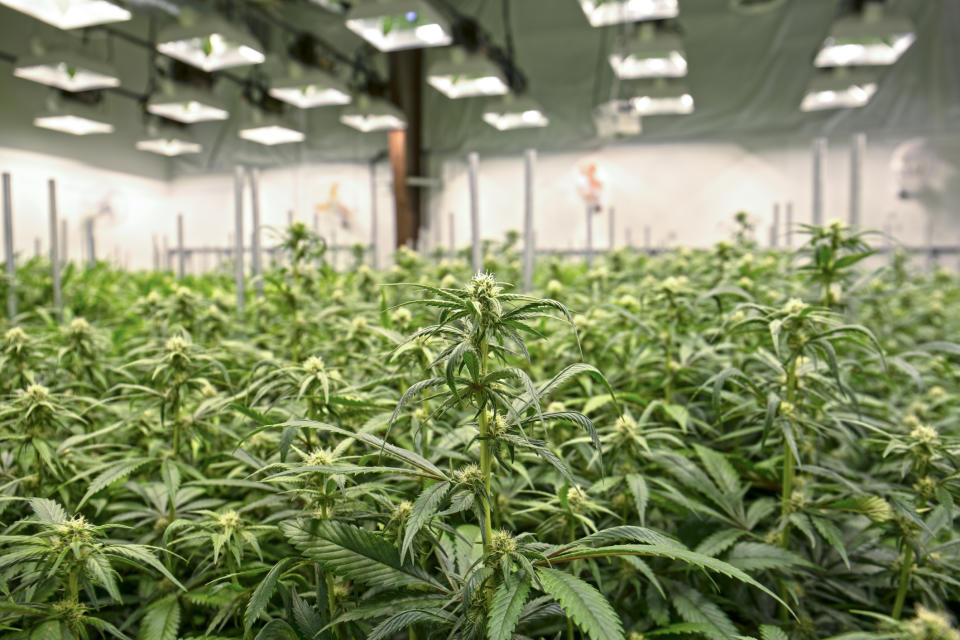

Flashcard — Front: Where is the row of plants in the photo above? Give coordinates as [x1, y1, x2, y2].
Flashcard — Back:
[0, 219, 958, 640]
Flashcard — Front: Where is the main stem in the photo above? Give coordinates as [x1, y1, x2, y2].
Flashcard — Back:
[892, 545, 913, 620]
[478, 340, 494, 555]
[778, 358, 798, 623]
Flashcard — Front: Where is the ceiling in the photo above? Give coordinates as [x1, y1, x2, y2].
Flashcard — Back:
[0, 0, 957, 181]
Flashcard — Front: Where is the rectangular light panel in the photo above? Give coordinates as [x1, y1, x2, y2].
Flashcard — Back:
[801, 82, 877, 111]
[427, 74, 509, 99]
[345, 18, 451, 51]
[815, 34, 916, 67]
[340, 114, 407, 132]
[610, 49, 687, 79]
[136, 138, 203, 156]
[482, 109, 549, 131]
[579, 0, 679, 27]
[238, 125, 305, 146]
[147, 100, 229, 124]
[632, 92, 694, 115]
[269, 85, 352, 108]
[0, 0, 131, 29]
[156, 33, 265, 72]
[34, 114, 114, 135]
[14, 62, 120, 92]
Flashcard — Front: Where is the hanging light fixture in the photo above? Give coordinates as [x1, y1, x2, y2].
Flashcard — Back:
[14, 49, 120, 92]
[340, 96, 407, 132]
[156, 16, 266, 72]
[269, 67, 352, 108]
[610, 26, 687, 79]
[136, 122, 202, 156]
[0, 0, 131, 30]
[593, 100, 642, 137]
[482, 95, 549, 131]
[238, 112, 305, 146]
[801, 69, 878, 112]
[345, 0, 452, 52]
[147, 85, 229, 123]
[578, 0, 679, 27]
[815, 3, 915, 67]
[34, 100, 114, 135]
[629, 79, 694, 115]
[427, 49, 510, 99]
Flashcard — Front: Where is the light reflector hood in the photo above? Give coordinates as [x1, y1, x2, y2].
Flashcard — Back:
[0, 0, 131, 29]
[483, 95, 549, 131]
[156, 16, 266, 71]
[815, 5, 915, 67]
[147, 86, 229, 123]
[801, 69, 878, 112]
[610, 30, 687, 79]
[579, 0, 679, 27]
[14, 50, 120, 92]
[427, 52, 510, 99]
[340, 97, 407, 131]
[346, 0, 452, 51]
[269, 68, 352, 108]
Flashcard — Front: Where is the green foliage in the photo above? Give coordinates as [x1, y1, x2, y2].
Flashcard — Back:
[1, 222, 959, 640]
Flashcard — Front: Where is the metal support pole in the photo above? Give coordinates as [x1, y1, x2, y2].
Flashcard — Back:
[369, 162, 378, 269]
[152, 235, 160, 271]
[608, 207, 615, 251]
[3, 173, 15, 319]
[85, 219, 96, 267]
[644, 225, 651, 252]
[448, 212, 455, 258]
[585, 207, 594, 267]
[176, 213, 185, 279]
[248, 167, 263, 298]
[34, 238, 41, 257]
[467, 152, 481, 274]
[60, 219, 67, 264]
[786, 201, 794, 247]
[48, 179, 61, 320]
[233, 166, 245, 314]
[626, 227, 633, 248]
[522, 149, 535, 293]
[770, 202, 780, 248]
[849, 132, 865, 228]
[812, 137, 827, 226]
[287, 209, 294, 227]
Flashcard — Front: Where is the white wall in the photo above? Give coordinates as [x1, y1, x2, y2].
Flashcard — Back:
[427, 136, 960, 254]
[3, 135, 959, 275]
[0, 148, 170, 269]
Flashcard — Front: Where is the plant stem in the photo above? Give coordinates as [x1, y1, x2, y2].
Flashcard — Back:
[780, 358, 798, 548]
[171, 387, 181, 460]
[478, 340, 494, 555]
[892, 544, 913, 619]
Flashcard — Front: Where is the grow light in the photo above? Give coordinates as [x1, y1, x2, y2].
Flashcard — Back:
[147, 88, 229, 123]
[427, 53, 509, 99]
[593, 100, 642, 137]
[238, 113, 305, 145]
[814, 5, 915, 67]
[630, 80, 694, 115]
[14, 52, 120, 92]
[269, 69, 352, 109]
[34, 111, 113, 135]
[136, 137, 202, 156]
[579, 0, 679, 27]
[610, 30, 687, 79]
[340, 97, 407, 132]
[156, 17, 265, 72]
[483, 96, 549, 131]
[345, 0, 452, 51]
[801, 71, 878, 112]
[0, 0, 131, 29]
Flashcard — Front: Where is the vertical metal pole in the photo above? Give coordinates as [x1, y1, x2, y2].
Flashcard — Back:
[85, 218, 96, 267]
[152, 235, 160, 271]
[448, 212, 455, 258]
[644, 225, 651, 253]
[34, 238, 41, 257]
[248, 167, 263, 299]
[608, 207, 615, 251]
[233, 166, 245, 314]
[786, 201, 794, 247]
[176, 213, 185, 279]
[770, 202, 780, 248]
[849, 132, 865, 228]
[60, 219, 67, 264]
[369, 162, 378, 269]
[625, 227, 633, 248]
[467, 152, 481, 274]
[3, 173, 15, 320]
[523, 149, 535, 293]
[585, 207, 594, 267]
[812, 137, 827, 226]
[287, 209, 294, 227]
[48, 179, 61, 320]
